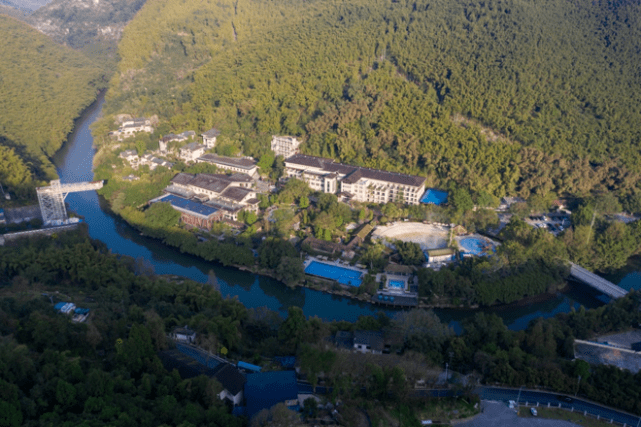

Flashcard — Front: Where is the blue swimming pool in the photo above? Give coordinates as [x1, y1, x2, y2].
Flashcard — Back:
[459, 237, 494, 256]
[388, 280, 405, 289]
[305, 261, 363, 287]
[420, 189, 448, 205]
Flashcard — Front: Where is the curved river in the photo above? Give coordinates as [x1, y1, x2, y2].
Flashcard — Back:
[52, 95, 606, 332]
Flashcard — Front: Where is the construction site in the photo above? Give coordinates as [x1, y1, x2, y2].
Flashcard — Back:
[574, 330, 641, 373]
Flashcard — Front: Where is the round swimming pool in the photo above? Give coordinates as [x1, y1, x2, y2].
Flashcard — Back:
[458, 237, 495, 256]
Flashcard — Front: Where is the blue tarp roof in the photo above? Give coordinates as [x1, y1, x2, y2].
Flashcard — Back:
[54, 302, 67, 310]
[245, 371, 298, 418]
[238, 361, 262, 372]
[157, 194, 219, 218]
[74, 308, 90, 314]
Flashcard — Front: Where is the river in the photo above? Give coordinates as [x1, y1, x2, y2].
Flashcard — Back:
[51, 94, 610, 332]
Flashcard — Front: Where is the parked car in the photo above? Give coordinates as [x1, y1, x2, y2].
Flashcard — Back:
[530, 408, 538, 416]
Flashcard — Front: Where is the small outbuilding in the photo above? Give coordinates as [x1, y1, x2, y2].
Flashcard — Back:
[214, 364, 246, 406]
[353, 330, 384, 354]
[426, 248, 456, 263]
[171, 326, 197, 343]
[54, 302, 76, 314]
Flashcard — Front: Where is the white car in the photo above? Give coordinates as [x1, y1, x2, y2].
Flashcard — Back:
[531, 408, 538, 416]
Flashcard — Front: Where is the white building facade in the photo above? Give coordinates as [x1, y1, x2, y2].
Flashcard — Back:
[271, 135, 301, 158]
[202, 128, 220, 149]
[110, 118, 153, 141]
[284, 154, 426, 205]
[179, 142, 207, 162]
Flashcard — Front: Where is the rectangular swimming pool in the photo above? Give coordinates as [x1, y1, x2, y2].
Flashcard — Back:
[305, 261, 362, 287]
[420, 189, 448, 205]
[388, 280, 405, 289]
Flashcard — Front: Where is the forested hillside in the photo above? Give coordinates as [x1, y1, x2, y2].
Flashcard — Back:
[0, 15, 105, 187]
[101, 0, 641, 202]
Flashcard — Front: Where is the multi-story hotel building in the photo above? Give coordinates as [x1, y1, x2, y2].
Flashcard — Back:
[271, 136, 301, 158]
[283, 154, 426, 205]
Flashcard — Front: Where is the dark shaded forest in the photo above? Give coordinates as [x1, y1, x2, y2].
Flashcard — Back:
[1, 233, 641, 426]
[101, 0, 641, 203]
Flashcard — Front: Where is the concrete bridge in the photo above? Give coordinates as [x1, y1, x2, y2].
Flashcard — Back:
[569, 263, 628, 299]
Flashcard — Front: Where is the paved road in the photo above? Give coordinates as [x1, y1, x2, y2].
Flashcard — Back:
[298, 382, 641, 426]
[479, 387, 641, 426]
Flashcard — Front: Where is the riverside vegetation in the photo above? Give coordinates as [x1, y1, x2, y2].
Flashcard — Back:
[0, 233, 640, 426]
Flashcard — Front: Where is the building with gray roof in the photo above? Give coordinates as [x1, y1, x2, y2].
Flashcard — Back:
[201, 128, 220, 148]
[197, 154, 258, 176]
[353, 330, 385, 354]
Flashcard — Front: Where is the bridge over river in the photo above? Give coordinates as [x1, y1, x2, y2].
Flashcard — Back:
[569, 263, 628, 299]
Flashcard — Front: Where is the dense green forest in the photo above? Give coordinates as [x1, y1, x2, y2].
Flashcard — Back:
[99, 0, 641, 203]
[0, 15, 105, 187]
[1, 233, 641, 425]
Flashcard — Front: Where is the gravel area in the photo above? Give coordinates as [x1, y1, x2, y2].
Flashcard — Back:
[595, 330, 641, 349]
[372, 223, 449, 250]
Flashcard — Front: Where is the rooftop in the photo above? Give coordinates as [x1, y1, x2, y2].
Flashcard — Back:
[171, 173, 196, 186]
[190, 174, 234, 193]
[181, 142, 206, 152]
[426, 248, 456, 256]
[244, 371, 298, 418]
[384, 264, 415, 274]
[221, 186, 253, 202]
[173, 326, 196, 336]
[213, 364, 246, 396]
[119, 149, 137, 157]
[202, 128, 221, 138]
[158, 349, 218, 379]
[353, 330, 385, 352]
[198, 154, 257, 169]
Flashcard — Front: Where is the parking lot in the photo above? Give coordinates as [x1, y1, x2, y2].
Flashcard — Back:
[524, 213, 570, 236]
[458, 401, 580, 427]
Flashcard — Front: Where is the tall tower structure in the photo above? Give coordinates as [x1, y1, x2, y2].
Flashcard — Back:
[36, 180, 104, 225]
